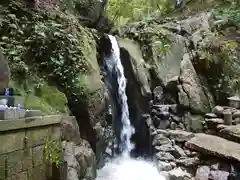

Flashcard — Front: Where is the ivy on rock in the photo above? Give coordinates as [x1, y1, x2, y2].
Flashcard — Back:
[0, 4, 97, 100]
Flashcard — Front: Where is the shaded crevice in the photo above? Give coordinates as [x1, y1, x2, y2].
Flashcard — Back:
[67, 94, 97, 153]
[120, 47, 152, 157]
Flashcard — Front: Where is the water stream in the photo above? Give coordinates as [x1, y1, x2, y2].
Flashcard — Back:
[96, 35, 166, 180]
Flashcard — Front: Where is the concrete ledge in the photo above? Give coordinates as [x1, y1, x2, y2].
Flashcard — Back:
[0, 115, 62, 132]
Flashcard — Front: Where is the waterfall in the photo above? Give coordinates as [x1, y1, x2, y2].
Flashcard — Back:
[102, 35, 135, 156]
[97, 34, 166, 180]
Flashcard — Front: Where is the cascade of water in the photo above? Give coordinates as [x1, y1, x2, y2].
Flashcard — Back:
[103, 35, 135, 156]
[97, 34, 166, 180]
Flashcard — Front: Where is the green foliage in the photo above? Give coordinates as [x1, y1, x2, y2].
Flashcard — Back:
[44, 137, 63, 167]
[220, 42, 240, 93]
[106, 0, 175, 26]
[120, 22, 173, 63]
[214, 5, 240, 25]
[0, 4, 96, 100]
[200, 39, 240, 99]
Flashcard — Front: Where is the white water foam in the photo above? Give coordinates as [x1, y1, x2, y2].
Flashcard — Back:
[96, 35, 166, 180]
[96, 156, 166, 180]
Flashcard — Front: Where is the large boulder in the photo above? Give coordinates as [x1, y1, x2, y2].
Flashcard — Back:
[75, 0, 106, 27]
[118, 38, 151, 99]
[61, 117, 97, 180]
[151, 33, 185, 87]
[118, 38, 152, 155]
[61, 116, 82, 145]
[178, 53, 214, 113]
[66, 33, 106, 154]
[62, 141, 96, 180]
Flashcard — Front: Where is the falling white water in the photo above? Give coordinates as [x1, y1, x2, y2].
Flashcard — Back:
[96, 35, 166, 180]
[105, 35, 135, 156]
[96, 156, 166, 180]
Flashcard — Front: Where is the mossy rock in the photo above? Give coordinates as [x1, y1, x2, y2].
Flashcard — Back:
[9, 81, 69, 115]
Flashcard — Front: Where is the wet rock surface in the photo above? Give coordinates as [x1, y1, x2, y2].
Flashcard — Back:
[145, 84, 240, 180]
[61, 117, 97, 180]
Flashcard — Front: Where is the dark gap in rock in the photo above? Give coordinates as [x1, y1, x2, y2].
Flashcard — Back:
[149, 68, 164, 91]
[67, 94, 97, 153]
[120, 47, 153, 157]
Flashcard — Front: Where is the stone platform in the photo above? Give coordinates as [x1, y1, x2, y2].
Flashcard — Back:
[0, 109, 43, 120]
[0, 115, 62, 180]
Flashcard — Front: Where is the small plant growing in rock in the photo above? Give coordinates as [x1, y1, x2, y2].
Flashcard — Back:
[43, 137, 63, 167]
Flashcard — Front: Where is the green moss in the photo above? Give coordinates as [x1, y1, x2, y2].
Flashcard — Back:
[0, 3, 102, 109]
[9, 80, 69, 115]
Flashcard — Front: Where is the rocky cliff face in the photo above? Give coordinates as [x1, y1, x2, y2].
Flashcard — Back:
[1, 0, 240, 180]
[114, 9, 240, 132]
[0, 1, 110, 178]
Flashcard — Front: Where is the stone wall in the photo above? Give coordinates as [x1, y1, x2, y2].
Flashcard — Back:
[0, 115, 62, 180]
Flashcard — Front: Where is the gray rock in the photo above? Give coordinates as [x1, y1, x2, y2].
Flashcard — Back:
[158, 120, 170, 129]
[157, 161, 172, 171]
[208, 170, 229, 180]
[195, 166, 210, 180]
[212, 106, 224, 115]
[184, 149, 199, 157]
[168, 130, 195, 142]
[169, 104, 178, 114]
[210, 163, 219, 171]
[178, 123, 185, 130]
[156, 152, 175, 161]
[185, 133, 240, 162]
[160, 171, 170, 180]
[75, 145, 96, 177]
[176, 157, 200, 167]
[233, 117, 240, 125]
[219, 124, 240, 143]
[83, 166, 96, 180]
[184, 149, 191, 156]
[170, 162, 177, 169]
[172, 145, 187, 158]
[153, 86, 164, 102]
[205, 118, 224, 129]
[170, 122, 177, 130]
[152, 115, 161, 127]
[67, 167, 79, 180]
[190, 151, 199, 157]
[150, 33, 184, 87]
[142, 114, 152, 127]
[155, 144, 174, 152]
[152, 134, 171, 146]
[156, 129, 169, 135]
[61, 116, 82, 145]
[178, 53, 213, 114]
[168, 167, 192, 180]
[184, 113, 205, 132]
[171, 114, 182, 122]
[205, 113, 218, 119]
[63, 142, 81, 173]
[233, 111, 240, 119]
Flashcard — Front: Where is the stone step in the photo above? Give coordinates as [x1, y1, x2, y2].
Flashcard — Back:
[0, 109, 43, 120]
[185, 133, 240, 162]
